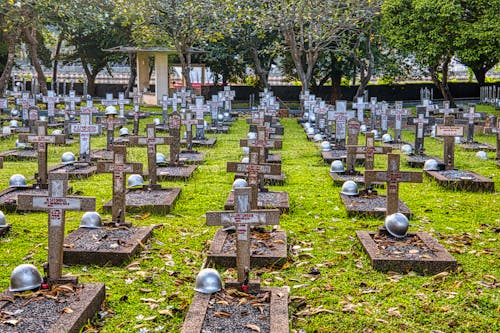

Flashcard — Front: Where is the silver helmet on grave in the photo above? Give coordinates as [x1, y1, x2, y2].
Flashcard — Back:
[52, 129, 63, 135]
[193, 268, 222, 294]
[153, 118, 161, 126]
[10, 109, 19, 117]
[423, 159, 439, 171]
[15, 139, 26, 149]
[330, 160, 345, 173]
[454, 136, 462, 144]
[247, 132, 257, 140]
[80, 211, 102, 229]
[156, 152, 167, 165]
[475, 151, 488, 160]
[61, 151, 76, 165]
[313, 133, 323, 142]
[9, 120, 19, 128]
[382, 133, 393, 143]
[127, 174, 144, 189]
[9, 264, 43, 292]
[384, 213, 409, 238]
[360, 124, 368, 133]
[242, 147, 249, 155]
[119, 127, 130, 136]
[241, 157, 249, 163]
[104, 105, 118, 116]
[0, 211, 6, 226]
[9, 174, 28, 188]
[320, 141, 331, 151]
[371, 129, 381, 140]
[401, 144, 413, 155]
[232, 178, 248, 190]
[306, 127, 315, 135]
[341, 180, 358, 196]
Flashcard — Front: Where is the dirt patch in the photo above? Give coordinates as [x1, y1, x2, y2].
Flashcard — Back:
[371, 231, 438, 259]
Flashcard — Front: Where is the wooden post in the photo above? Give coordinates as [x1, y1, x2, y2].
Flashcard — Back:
[137, 123, 171, 187]
[364, 154, 422, 216]
[17, 173, 95, 284]
[168, 111, 182, 166]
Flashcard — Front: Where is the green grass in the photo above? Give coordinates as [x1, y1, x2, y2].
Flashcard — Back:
[0, 108, 499, 333]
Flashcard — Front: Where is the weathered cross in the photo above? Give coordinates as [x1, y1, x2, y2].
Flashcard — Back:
[388, 101, 410, 142]
[181, 109, 198, 152]
[17, 173, 95, 285]
[495, 118, 500, 160]
[352, 96, 368, 124]
[369, 97, 378, 130]
[137, 123, 171, 187]
[377, 102, 389, 134]
[333, 101, 355, 148]
[16, 92, 35, 126]
[42, 90, 59, 124]
[117, 92, 130, 118]
[167, 111, 182, 166]
[206, 187, 280, 287]
[315, 101, 329, 134]
[159, 95, 170, 127]
[70, 101, 101, 163]
[96, 145, 143, 225]
[407, 107, 435, 155]
[240, 125, 282, 164]
[177, 87, 191, 108]
[131, 104, 141, 135]
[130, 87, 143, 106]
[347, 118, 361, 146]
[438, 101, 456, 117]
[227, 151, 281, 210]
[364, 154, 422, 216]
[189, 97, 209, 140]
[208, 95, 222, 126]
[18, 121, 65, 188]
[101, 112, 125, 150]
[436, 115, 464, 170]
[462, 105, 481, 143]
[223, 86, 236, 111]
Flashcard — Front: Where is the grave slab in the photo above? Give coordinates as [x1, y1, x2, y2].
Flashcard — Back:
[322, 149, 365, 164]
[424, 170, 495, 192]
[340, 193, 412, 219]
[0, 283, 105, 333]
[356, 230, 457, 274]
[207, 228, 287, 268]
[406, 154, 444, 168]
[0, 187, 49, 212]
[0, 148, 38, 161]
[329, 172, 385, 188]
[206, 125, 229, 134]
[178, 151, 205, 164]
[143, 164, 197, 181]
[181, 287, 289, 333]
[90, 149, 114, 161]
[0, 224, 11, 237]
[48, 163, 97, 180]
[102, 186, 181, 214]
[458, 142, 496, 151]
[188, 137, 217, 148]
[63, 225, 155, 265]
[225, 191, 290, 213]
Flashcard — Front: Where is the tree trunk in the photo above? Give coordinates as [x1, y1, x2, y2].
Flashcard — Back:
[126, 53, 137, 97]
[355, 37, 374, 99]
[430, 57, 454, 106]
[51, 34, 64, 91]
[0, 30, 20, 93]
[329, 51, 344, 104]
[23, 27, 47, 95]
[472, 68, 487, 86]
[251, 47, 269, 89]
[81, 59, 97, 96]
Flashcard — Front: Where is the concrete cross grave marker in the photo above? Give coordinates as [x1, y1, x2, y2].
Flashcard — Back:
[18, 121, 65, 188]
[347, 118, 361, 146]
[96, 145, 142, 225]
[364, 154, 422, 216]
[17, 172, 95, 285]
[189, 97, 209, 140]
[42, 90, 59, 124]
[101, 112, 126, 150]
[407, 108, 436, 155]
[70, 101, 101, 163]
[206, 187, 280, 288]
[389, 101, 410, 142]
[462, 105, 481, 143]
[436, 115, 464, 170]
[101, 93, 117, 108]
[117, 92, 130, 118]
[438, 101, 456, 117]
[223, 86, 236, 111]
[181, 109, 198, 152]
[369, 97, 378, 130]
[132, 104, 141, 135]
[177, 87, 191, 108]
[137, 123, 171, 187]
[131, 87, 143, 106]
[168, 111, 182, 166]
[227, 152, 281, 210]
[353, 96, 368, 124]
[63, 91, 81, 140]
[240, 125, 282, 164]
[159, 95, 170, 127]
[16, 92, 35, 126]
[495, 118, 500, 161]
[208, 95, 221, 126]
[315, 101, 329, 134]
[333, 101, 355, 148]
[377, 102, 389, 134]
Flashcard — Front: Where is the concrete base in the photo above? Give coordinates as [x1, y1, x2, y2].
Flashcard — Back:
[102, 186, 181, 214]
[49, 163, 97, 180]
[459, 142, 496, 151]
[356, 230, 457, 274]
[0, 283, 105, 333]
[406, 154, 444, 168]
[425, 170, 495, 192]
[90, 149, 114, 161]
[144, 165, 197, 181]
[340, 193, 412, 219]
[0, 149, 38, 161]
[0, 187, 49, 212]
[322, 149, 365, 165]
[181, 287, 289, 333]
[225, 191, 289, 213]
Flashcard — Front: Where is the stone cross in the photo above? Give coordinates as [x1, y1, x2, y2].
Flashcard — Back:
[223, 86, 236, 111]
[369, 97, 378, 130]
[132, 104, 141, 136]
[117, 92, 130, 118]
[389, 101, 410, 142]
[462, 105, 481, 143]
[227, 151, 281, 210]
[208, 95, 221, 126]
[17, 173, 95, 284]
[333, 100, 355, 148]
[407, 107, 435, 155]
[137, 123, 171, 187]
[63, 90, 81, 139]
[16, 92, 35, 126]
[364, 154, 422, 216]
[347, 118, 361, 146]
[436, 115, 464, 170]
[101, 113, 124, 150]
[438, 101, 456, 117]
[495, 118, 500, 160]
[240, 125, 282, 164]
[42, 90, 59, 124]
[315, 101, 329, 134]
[352, 96, 367, 123]
[160, 95, 170, 126]
[27, 106, 40, 133]
[18, 121, 65, 188]
[181, 109, 198, 152]
[377, 102, 389, 134]
[96, 145, 143, 225]
[130, 87, 143, 106]
[177, 87, 191, 108]
[189, 97, 208, 140]
[346, 132, 392, 188]
[70, 101, 100, 163]
[101, 93, 117, 108]
[206, 187, 280, 286]
[168, 111, 182, 166]
[0, 98, 7, 110]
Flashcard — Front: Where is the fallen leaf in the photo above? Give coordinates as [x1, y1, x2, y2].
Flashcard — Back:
[245, 324, 261, 332]
[3, 319, 21, 326]
[296, 307, 335, 316]
[62, 307, 73, 314]
[213, 311, 231, 318]
[158, 309, 173, 317]
[387, 307, 401, 317]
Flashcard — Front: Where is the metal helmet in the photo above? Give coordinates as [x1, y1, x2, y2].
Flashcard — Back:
[39, 115, 47, 122]
[303, 122, 311, 129]
[454, 136, 462, 144]
[382, 133, 393, 143]
[303, 112, 309, 120]
[223, 112, 230, 119]
[475, 151, 488, 160]
[52, 129, 63, 135]
[153, 118, 161, 125]
[330, 160, 345, 173]
[80, 211, 102, 229]
[340, 180, 358, 196]
[306, 127, 315, 135]
[360, 124, 368, 133]
[320, 141, 331, 151]
[217, 114, 224, 121]
[313, 133, 323, 142]
[241, 157, 249, 163]
[61, 151, 76, 165]
[0, 211, 6, 226]
[127, 174, 144, 188]
[105, 105, 118, 116]
[10, 109, 19, 117]
[9, 120, 19, 128]
[247, 132, 257, 140]
[193, 268, 222, 294]
[232, 178, 248, 189]
[384, 212, 409, 238]
[9, 174, 28, 188]
[242, 147, 249, 155]
[156, 152, 167, 165]
[15, 140, 27, 150]
[401, 144, 413, 155]
[119, 127, 130, 136]
[9, 264, 43, 292]
[371, 129, 381, 140]
[310, 114, 316, 123]
[423, 159, 439, 171]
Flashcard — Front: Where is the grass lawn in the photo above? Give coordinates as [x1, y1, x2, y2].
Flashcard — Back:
[0, 106, 499, 332]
